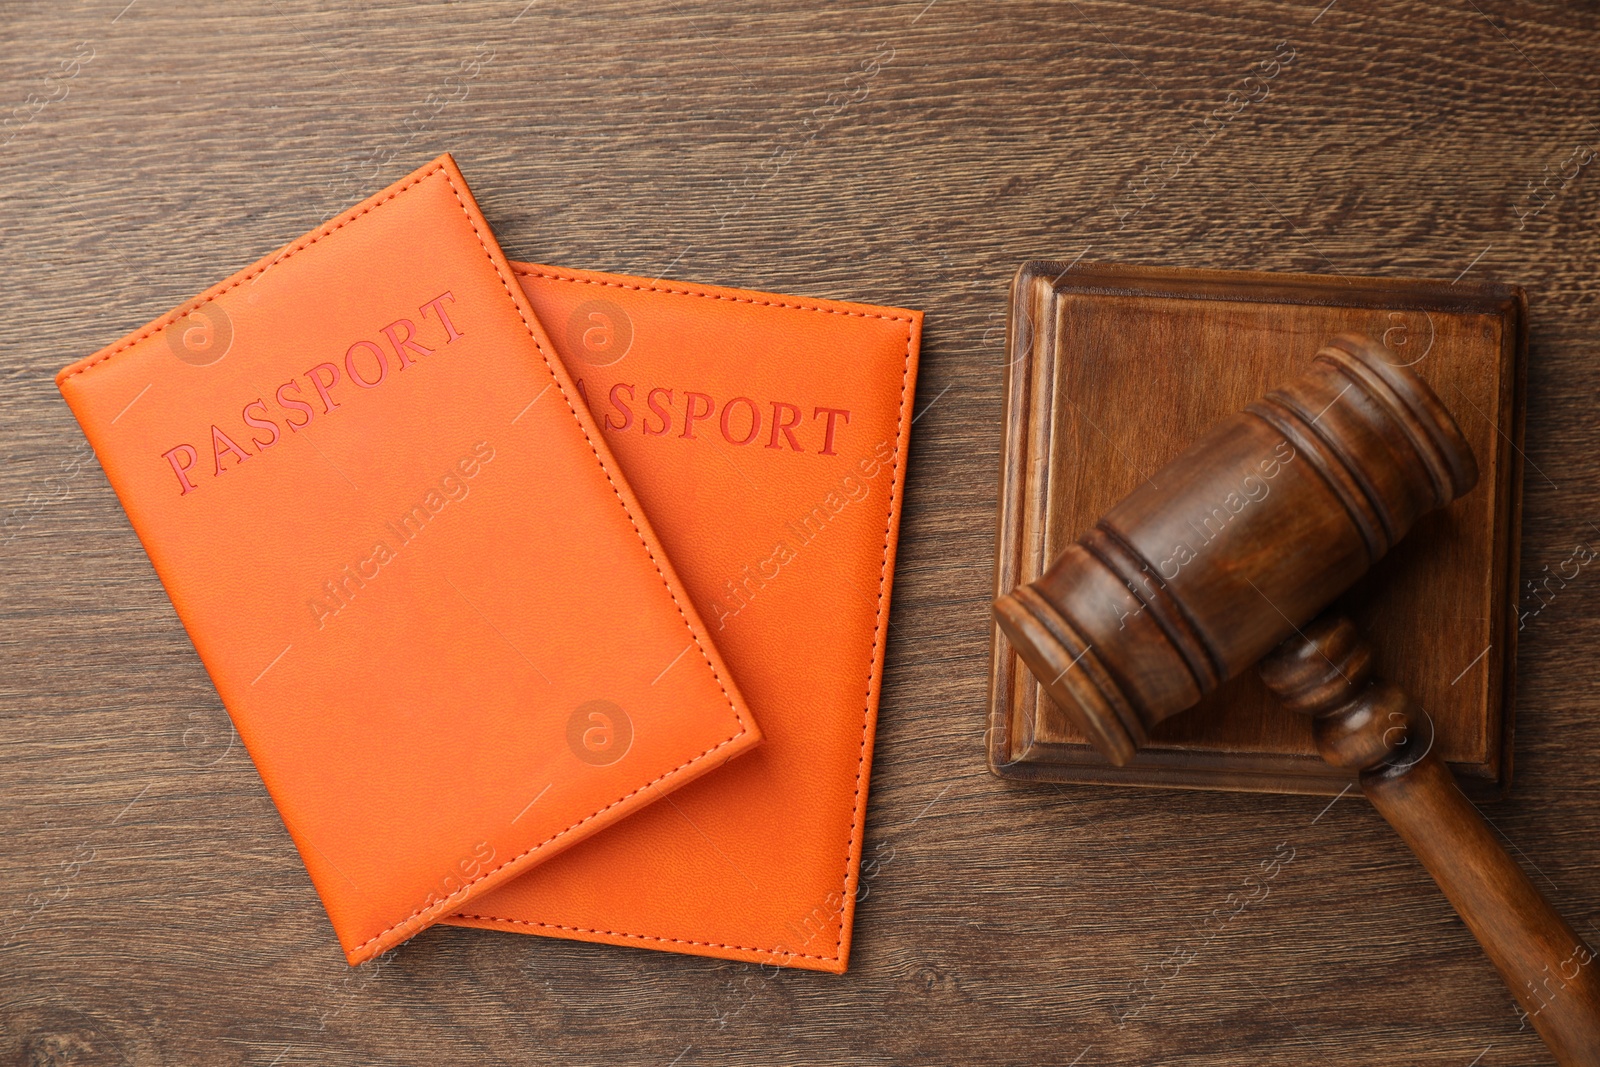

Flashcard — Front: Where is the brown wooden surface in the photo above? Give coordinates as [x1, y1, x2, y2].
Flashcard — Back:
[3, 2, 1599, 1064]
[989, 264, 1525, 796]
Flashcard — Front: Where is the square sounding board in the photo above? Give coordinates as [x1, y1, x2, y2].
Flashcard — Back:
[987, 262, 1527, 797]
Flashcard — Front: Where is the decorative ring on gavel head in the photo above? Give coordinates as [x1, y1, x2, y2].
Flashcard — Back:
[992, 333, 1478, 766]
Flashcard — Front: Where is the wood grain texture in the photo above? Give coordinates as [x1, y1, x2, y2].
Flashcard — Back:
[2, 1, 1599, 1064]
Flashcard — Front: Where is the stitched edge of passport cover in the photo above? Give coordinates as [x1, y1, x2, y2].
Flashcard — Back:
[54, 158, 760, 964]
[445, 262, 922, 972]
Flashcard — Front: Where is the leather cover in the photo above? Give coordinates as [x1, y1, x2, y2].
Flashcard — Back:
[54, 157, 760, 965]
[446, 262, 922, 972]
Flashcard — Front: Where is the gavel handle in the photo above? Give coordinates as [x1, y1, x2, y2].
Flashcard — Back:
[1366, 749, 1600, 1062]
[1260, 615, 1600, 1065]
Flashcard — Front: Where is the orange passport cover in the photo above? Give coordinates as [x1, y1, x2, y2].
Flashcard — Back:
[54, 157, 759, 964]
[447, 262, 922, 972]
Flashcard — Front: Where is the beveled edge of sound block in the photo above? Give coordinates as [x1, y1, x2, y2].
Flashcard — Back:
[985, 260, 1528, 798]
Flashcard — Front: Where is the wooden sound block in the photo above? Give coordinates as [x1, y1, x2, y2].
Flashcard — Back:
[988, 262, 1527, 796]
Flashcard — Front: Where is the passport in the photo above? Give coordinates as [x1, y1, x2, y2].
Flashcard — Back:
[446, 261, 922, 972]
[54, 157, 761, 964]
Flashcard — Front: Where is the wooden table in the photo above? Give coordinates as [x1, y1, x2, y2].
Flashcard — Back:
[3, 2, 1597, 1063]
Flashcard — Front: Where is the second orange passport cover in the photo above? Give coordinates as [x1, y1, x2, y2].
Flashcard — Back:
[53, 157, 760, 964]
[447, 262, 922, 972]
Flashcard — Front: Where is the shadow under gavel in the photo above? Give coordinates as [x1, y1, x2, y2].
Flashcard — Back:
[994, 334, 1600, 1063]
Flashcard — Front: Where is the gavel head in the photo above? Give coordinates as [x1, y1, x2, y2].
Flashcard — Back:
[992, 334, 1478, 766]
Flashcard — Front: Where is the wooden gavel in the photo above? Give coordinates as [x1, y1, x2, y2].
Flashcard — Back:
[994, 334, 1600, 1063]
